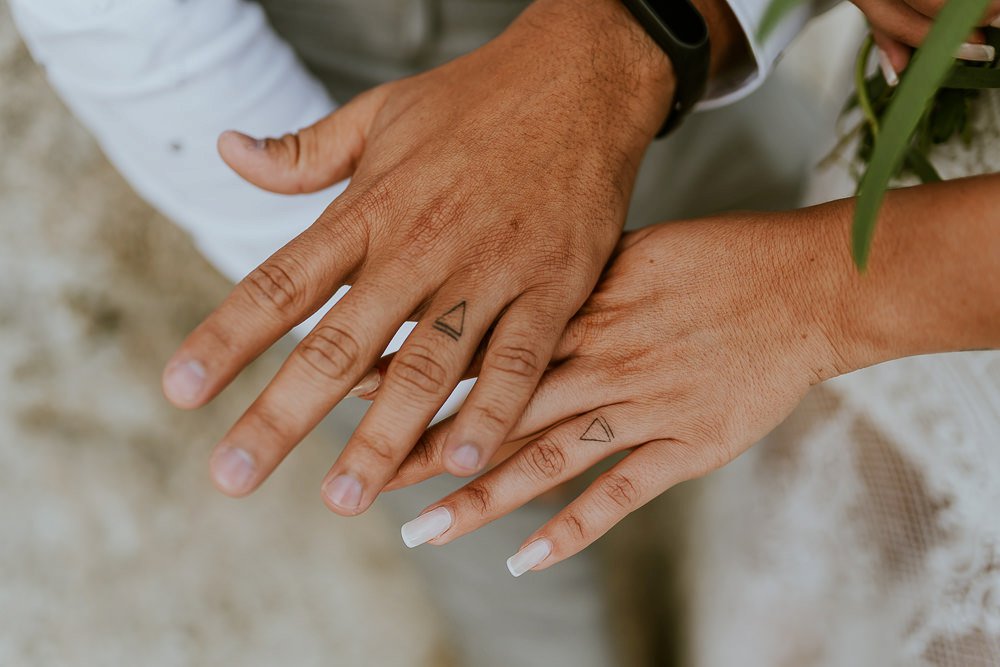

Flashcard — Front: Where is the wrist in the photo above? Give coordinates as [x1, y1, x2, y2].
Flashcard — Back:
[776, 186, 1000, 382]
[830, 179, 1000, 368]
[516, 0, 677, 144]
[749, 204, 878, 383]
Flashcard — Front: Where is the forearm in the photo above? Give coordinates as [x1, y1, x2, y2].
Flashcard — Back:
[817, 174, 1000, 372]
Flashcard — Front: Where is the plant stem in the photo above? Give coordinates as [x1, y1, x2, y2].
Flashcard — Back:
[856, 35, 880, 138]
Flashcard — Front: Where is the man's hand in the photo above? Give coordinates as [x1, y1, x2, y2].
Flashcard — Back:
[162, 0, 681, 513]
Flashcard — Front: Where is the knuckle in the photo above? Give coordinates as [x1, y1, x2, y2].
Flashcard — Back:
[560, 512, 588, 541]
[250, 402, 291, 442]
[353, 432, 397, 467]
[606, 349, 642, 379]
[293, 128, 318, 172]
[597, 472, 640, 511]
[279, 132, 304, 169]
[409, 195, 471, 251]
[298, 324, 362, 383]
[528, 238, 587, 278]
[199, 318, 238, 357]
[461, 483, 494, 515]
[485, 341, 543, 381]
[669, 429, 731, 477]
[391, 347, 449, 396]
[407, 211, 447, 252]
[519, 439, 566, 481]
[276, 133, 315, 193]
[413, 433, 440, 469]
[242, 260, 303, 315]
[352, 181, 396, 239]
[471, 401, 508, 433]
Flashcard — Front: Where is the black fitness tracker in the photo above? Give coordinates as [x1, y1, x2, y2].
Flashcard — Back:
[619, 0, 711, 137]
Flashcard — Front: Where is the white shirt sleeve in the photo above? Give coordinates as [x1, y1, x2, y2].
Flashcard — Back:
[701, 0, 841, 109]
[8, 0, 345, 284]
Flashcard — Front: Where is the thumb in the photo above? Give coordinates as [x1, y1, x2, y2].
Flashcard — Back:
[217, 89, 383, 195]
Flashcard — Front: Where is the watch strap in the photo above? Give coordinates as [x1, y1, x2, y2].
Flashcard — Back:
[620, 0, 711, 137]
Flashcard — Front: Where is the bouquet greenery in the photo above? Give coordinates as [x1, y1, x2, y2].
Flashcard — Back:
[762, 0, 999, 268]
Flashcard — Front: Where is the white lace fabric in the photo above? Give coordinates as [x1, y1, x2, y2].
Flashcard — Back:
[685, 87, 1000, 666]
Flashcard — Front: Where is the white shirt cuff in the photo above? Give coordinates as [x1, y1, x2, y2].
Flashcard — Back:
[700, 0, 839, 110]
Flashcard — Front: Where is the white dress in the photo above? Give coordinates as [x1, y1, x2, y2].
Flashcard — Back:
[687, 39, 1000, 667]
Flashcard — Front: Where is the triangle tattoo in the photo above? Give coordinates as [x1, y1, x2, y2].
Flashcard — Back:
[580, 416, 614, 443]
[433, 301, 466, 341]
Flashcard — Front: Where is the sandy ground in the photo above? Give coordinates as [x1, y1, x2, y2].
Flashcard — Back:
[0, 4, 453, 665]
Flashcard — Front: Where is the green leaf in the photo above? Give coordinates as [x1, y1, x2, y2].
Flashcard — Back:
[904, 148, 942, 183]
[759, 0, 807, 42]
[852, 0, 993, 269]
[930, 89, 967, 143]
[943, 67, 1000, 89]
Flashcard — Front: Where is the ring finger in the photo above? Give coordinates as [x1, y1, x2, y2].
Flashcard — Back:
[385, 357, 608, 490]
[396, 405, 640, 548]
[320, 281, 512, 514]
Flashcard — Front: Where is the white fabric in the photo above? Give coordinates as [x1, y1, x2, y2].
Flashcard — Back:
[687, 19, 1000, 665]
[702, 0, 838, 109]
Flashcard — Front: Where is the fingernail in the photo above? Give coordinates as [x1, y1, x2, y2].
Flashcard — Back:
[211, 447, 256, 495]
[324, 474, 363, 511]
[164, 359, 206, 404]
[876, 47, 899, 87]
[400, 507, 452, 548]
[991, 17, 1000, 29]
[225, 130, 266, 150]
[506, 539, 552, 577]
[956, 43, 996, 62]
[449, 444, 481, 473]
[347, 368, 381, 399]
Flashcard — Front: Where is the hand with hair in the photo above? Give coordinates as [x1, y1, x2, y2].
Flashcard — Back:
[161, 0, 745, 515]
[386, 174, 1000, 575]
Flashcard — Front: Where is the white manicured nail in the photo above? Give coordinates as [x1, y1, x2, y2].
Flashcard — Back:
[401, 507, 452, 548]
[876, 47, 899, 87]
[991, 16, 1000, 29]
[506, 539, 552, 577]
[956, 43, 996, 62]
[347, 368, 381, 398]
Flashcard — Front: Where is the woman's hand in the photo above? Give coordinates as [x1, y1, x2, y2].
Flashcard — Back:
[386, 173, 1000, 575]
[385, 208, 862, 571]
[852, 0, 1000, 84]
[160, 0, 687, 514]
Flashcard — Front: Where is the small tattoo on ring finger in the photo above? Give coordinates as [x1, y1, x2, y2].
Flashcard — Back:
[580, 416, 614, 443]
[433, 301, 466, 341]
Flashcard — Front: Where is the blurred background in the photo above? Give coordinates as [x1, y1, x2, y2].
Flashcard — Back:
[0, 1, 858, 664]
[0, 3, 453, 664]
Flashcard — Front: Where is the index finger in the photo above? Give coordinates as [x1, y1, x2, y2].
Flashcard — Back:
[162, 212, 366, 408]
